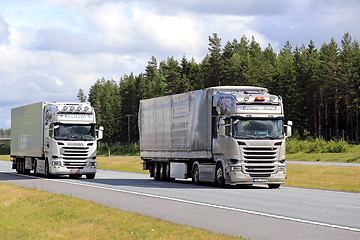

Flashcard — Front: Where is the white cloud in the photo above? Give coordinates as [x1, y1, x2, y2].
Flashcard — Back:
[0, 16, 9, 44]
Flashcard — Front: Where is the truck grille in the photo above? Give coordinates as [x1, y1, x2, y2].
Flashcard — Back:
[242, 147, 278, 175]
[62, 147, 89, 169]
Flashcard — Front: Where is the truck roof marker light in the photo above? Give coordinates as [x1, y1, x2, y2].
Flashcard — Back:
[70, 106, 75, 111]
[255, 97, 265, 101]
[62, 106, 68, 111]
[244, 96, 249, 101]
[270, 96, 276, 102]
[77, 106, 82, 111]
[84, 106, 89, 111]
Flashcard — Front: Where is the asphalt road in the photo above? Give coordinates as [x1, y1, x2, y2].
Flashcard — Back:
[1, 160, 360, 240]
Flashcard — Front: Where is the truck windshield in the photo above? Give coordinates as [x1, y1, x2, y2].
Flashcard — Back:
[232, 119, 283, 139]
[54, 124, 96, 141]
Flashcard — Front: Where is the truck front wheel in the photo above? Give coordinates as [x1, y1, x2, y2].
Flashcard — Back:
[86, 173, 95, 179]
[45, 160, 52, 178]
[192, 165, 200, 185]
[215, 164, 225, 187]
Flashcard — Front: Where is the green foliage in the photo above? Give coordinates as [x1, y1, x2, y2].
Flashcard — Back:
[0, 143, 10, 155]
[286, 138, 350, 154]
[0, 128, 10, 135]
[98, 143, 140, 156]
[77, 88, 87, 102]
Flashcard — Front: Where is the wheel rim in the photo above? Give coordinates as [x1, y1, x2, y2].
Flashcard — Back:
[216, 167, 223, 182]
[193, 166, 199, 183]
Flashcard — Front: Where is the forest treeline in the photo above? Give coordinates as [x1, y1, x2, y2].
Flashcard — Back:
[83, 32, 360, 143]
[0, 129, 10, 136]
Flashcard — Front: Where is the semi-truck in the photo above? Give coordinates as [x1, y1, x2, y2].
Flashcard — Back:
[11, 102, 103, 179]
[138, 86, 292, 188]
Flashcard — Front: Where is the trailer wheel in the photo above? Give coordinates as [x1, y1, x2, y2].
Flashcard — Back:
[16, 158, 21, 174]
[215, 164, 225, 187]
[164, 162, 169, 181]
[19, 158, 25, 174]
[153, 162, 160, 181]
[159, 162, 165, 181]
[192, 165, 200, 185]
[268, 184, 281, 189]
[17, 158, 24, 174]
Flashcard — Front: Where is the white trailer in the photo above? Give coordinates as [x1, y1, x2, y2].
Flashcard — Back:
[11, 102, 103, 179]
[139, 86, 292, 188]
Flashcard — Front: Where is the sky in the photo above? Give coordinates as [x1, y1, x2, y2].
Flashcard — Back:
[0, 0, 359, 129]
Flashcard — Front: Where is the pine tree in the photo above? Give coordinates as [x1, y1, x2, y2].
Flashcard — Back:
[77, 88, 87, 102]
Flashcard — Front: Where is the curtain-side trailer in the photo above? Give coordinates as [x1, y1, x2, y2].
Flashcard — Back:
[139, 86, 292, 188]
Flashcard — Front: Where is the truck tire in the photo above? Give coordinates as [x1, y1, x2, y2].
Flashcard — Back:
[34, 160, 39, 176]
[268, 184, 281, 189]
[19, 158, 25, 174]
[44, 160, 52, 178]
[159, 162, 165, 181]
[18, 158, 24, 174]
[192, 165, 200, 185]
[16, 158, 21, 174]
[153, 162, 160, 181]
[86, 173, 96, 179]
[164, 162, 170, 181]
[215, 164, 225, 187]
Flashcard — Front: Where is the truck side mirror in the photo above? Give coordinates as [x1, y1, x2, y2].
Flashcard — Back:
[97, 126, 104, 140]
[218, 119, 225, 137]
[286, 120, 293, 137]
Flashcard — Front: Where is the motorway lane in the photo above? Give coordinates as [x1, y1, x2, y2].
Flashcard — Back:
[1, 160, 360, 240]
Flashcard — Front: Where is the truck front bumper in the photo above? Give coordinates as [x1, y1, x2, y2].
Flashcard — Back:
[227, 169, 286, 185]
[50, 165, 97, 175]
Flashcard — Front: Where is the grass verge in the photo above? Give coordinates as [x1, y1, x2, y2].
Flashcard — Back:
[0, 155, 10, 161]
[97, 156, 148, 174]
[0, 182, 241, 240]
[285, 164, 360, 192]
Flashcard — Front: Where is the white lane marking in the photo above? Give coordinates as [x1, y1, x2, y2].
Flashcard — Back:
[2, 171, 360, 233]
[43, 177, 360, 233]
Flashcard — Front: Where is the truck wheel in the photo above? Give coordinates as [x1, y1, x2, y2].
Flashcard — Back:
[159, 162, 165, 181]
[20, 159, 25, 174]
[153, 162, 160, 181]
[268, 184, 281, 189]
[215, 164, 225, 187]
[34, 160, 38, 176]
[164, 162, 170, 181]
[86, 174, 95, 179]
[45, 160, 52, 178]
[192, 165, 200, 185]
[16, 158, 21, 174]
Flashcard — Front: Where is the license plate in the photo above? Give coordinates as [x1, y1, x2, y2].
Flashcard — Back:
[70, 169, 80, 174]
[253, 178, 267, 182]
